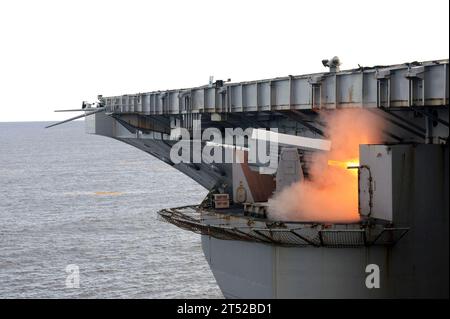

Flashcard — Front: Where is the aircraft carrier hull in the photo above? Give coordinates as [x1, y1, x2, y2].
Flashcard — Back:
[202, 236, 387, 298]
[202, 231, 448, 299]
[71, 58, 449, 298]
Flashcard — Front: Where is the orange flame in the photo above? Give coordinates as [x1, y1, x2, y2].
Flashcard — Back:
[327, 159, 359, 176]
[268, 109, 384, 223]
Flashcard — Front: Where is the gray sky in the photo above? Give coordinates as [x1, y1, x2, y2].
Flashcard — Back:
[0, 0, 448, 122]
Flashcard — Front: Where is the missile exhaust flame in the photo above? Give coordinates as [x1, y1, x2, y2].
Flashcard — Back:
[268, 109, 384, 223]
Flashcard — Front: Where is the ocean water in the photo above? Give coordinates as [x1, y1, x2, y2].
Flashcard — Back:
[0, 121, 223, 298]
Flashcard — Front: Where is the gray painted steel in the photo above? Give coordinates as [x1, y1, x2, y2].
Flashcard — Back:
[101, 60, 448, 115]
